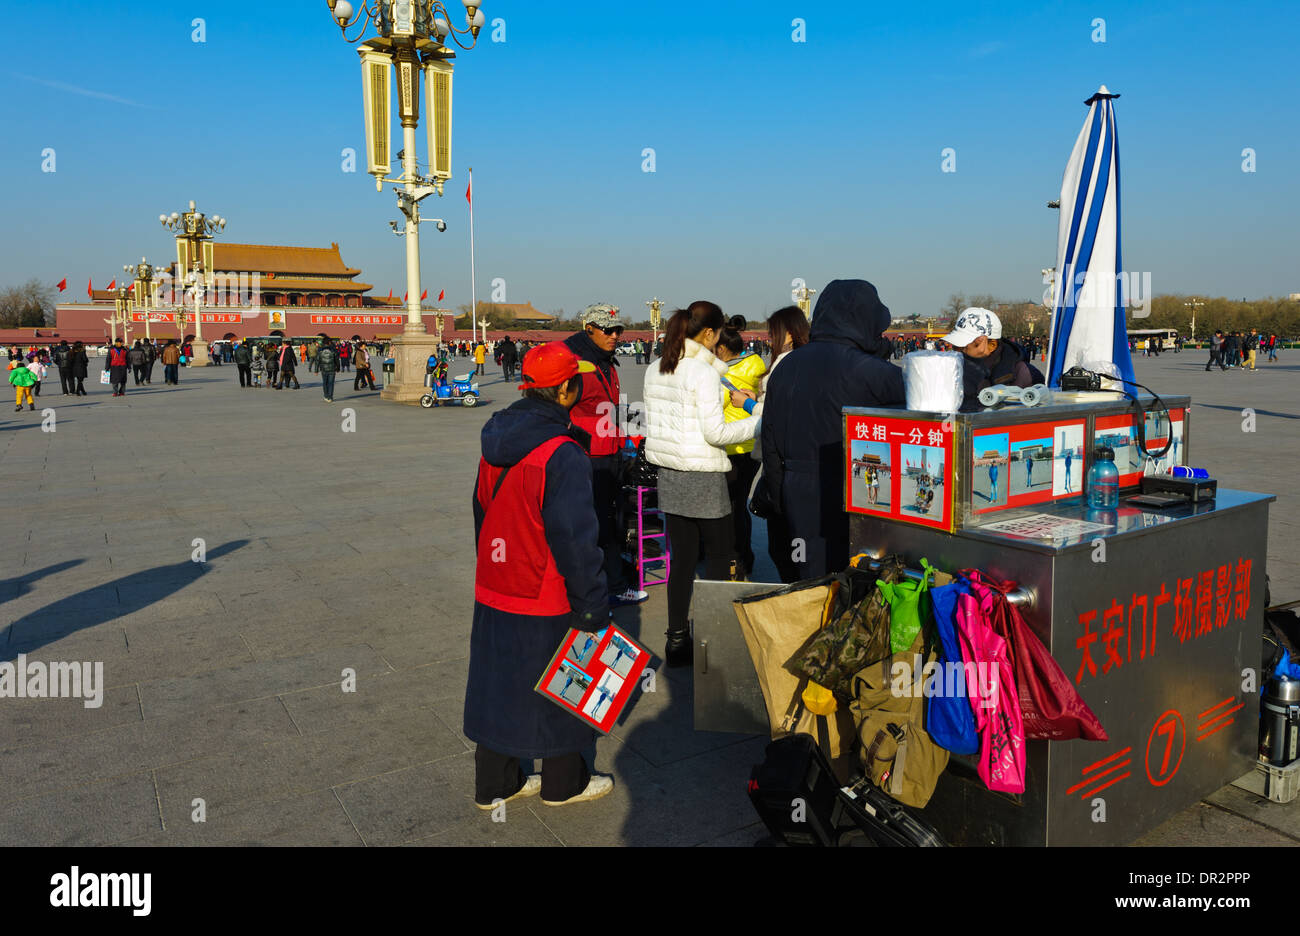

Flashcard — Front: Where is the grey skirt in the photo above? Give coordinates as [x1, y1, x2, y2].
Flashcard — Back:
[655, 467, 731, 519]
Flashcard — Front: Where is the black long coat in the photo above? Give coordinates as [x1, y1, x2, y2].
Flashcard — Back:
[761, 280, 906, 580]
[463, 398, 607, 759]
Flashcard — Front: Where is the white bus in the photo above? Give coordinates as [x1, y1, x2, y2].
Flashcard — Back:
[1129, 328, 1178, 350]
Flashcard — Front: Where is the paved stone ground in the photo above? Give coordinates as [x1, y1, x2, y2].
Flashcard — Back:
[0, 349, 1296, 846]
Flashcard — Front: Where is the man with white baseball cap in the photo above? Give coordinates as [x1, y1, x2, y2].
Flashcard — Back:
[565, 303, 648, 606]
[943, 308, 1042, 408]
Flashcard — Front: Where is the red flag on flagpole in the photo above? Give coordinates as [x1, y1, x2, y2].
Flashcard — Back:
[87, 278, 93, 299]
[420, 289, 428, 301]
[108, 278, 116, 291]
[387, 288, 393, 300]
[403, 292, 408, 302]
[56, 278, 67, 292]
[127, 283, 134, 292]
[466, 178, 472, 206]
[437, 289, 445, 302]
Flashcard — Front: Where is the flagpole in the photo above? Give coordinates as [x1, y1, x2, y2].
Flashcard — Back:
[468, 167, 477, 342]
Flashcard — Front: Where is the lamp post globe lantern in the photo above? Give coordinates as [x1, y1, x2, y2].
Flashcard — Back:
[327, 0, 486, 403]
[159, 200, 226, 366]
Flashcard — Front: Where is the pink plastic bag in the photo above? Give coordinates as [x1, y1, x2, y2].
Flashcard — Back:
[953, 583, 1026, 794]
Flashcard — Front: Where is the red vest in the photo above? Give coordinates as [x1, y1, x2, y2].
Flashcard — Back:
[109, 348, 128, 367]
[474, 435, 577, 616]
[569, 364, 621, 457]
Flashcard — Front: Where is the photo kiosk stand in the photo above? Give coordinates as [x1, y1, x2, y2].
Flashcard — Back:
[842, 394, 1271, 845]
[691, 393, 1271, 846]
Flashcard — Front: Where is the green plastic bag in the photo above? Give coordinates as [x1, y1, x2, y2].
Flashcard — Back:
[877, 558, 935, 655]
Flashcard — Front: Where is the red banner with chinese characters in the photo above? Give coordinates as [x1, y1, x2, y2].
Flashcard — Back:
[129, 312, 241, 324]
[309, 314, 405, 326]
[845, 413, 955, 531]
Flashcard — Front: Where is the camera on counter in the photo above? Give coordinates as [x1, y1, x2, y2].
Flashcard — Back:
[1060, 366, 1103, 391]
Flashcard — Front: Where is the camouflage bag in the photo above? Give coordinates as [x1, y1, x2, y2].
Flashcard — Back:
[786, 554, 907, 699]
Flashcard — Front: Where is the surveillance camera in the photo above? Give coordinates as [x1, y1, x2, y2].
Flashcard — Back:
[389, 220, 397, 229]
[435, 220, 447, 233]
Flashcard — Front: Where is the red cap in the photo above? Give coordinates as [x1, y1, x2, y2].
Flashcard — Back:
[518, 342, 595, 390]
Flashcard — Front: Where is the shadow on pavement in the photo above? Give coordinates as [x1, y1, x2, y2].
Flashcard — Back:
[1194, 403, 1299, 420]
[0, 560, 86, 606]
[0, 540, 248, 661]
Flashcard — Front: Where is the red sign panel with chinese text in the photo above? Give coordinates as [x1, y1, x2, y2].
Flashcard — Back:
[129, 312, 242, 324]
[309, 314, 405, 326]
[845, 413, 955, 531]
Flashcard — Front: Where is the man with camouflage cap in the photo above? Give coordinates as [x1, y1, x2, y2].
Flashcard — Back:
[565, 304, 647, 605]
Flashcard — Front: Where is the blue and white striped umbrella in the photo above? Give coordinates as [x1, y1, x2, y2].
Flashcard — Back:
[1046, 86, 1136, 390]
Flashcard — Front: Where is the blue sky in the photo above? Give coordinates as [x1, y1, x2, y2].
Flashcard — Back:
[1, 0, 1296, 322]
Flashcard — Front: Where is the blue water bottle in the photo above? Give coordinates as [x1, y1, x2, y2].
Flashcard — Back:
[1087, 446, 1119, 509]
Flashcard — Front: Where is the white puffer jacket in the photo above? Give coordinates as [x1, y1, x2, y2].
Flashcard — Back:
[645, 339, 756, 472]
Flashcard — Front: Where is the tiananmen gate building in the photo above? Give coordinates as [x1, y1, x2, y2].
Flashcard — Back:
[53, 242, 455, 342]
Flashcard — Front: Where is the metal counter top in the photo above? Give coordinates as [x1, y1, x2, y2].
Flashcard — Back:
[951, 488, 1275, 555]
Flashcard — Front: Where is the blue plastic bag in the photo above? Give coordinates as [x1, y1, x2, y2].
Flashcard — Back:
[1272, 648, 1300, 683]
[925, 580, 981, 755]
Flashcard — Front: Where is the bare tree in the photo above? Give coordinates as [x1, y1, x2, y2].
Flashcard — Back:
[0, 279, 56, 329]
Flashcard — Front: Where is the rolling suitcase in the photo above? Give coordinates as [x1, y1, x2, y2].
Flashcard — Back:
[748, 734, 840, 846]
[831, 777, 947, 847]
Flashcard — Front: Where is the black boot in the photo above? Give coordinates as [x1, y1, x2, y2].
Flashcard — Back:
[665, 626, 693, 668]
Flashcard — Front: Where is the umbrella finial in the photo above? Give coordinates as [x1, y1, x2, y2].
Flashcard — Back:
[1085, 85, 1120, 105]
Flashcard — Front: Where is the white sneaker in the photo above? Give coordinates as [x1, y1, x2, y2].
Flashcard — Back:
[610, 588, 649, 606]
[542, 775, 614, 806]
[475, 774, 541, 810]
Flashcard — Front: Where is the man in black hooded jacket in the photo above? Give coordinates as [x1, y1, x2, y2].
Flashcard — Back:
[760, 279, 905, 581]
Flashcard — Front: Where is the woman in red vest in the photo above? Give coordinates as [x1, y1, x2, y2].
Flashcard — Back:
[464, 342, 615, 808]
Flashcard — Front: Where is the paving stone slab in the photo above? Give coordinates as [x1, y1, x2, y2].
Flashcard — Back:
[124, 790, 363, 846]
[136, 644, 391, 719]
[1132, 801, 1298, 847]
[271, 704, 467, 795]
[1, 771, 161, 847]
[1204, 783, 1300, 841]
[0, 685, 141, 746]
[334, 749, 481, 845]
[0, 696, 296, 807]
[280, 659, 471, 735]
[153, 746, 299, 829]
[404, 806, 564, 847]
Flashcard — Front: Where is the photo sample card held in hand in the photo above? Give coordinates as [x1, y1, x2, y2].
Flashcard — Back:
[535, 626, 649, 733]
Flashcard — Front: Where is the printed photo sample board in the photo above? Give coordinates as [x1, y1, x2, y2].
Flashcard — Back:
[536, 626, 649, 734]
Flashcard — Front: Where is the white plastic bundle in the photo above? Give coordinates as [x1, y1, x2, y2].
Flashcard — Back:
[902, 351, 963, 413]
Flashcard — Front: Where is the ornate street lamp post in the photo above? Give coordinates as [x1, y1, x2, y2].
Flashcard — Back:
[795, 284, 816, 319]
[109, 285, 133, 345]
[646, 297, 662, 352]
[160, 200, 226, 366]
[326, 0, 485, 403]
[124, 257, 166, 341]
[1184, 298, 1204, 343]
